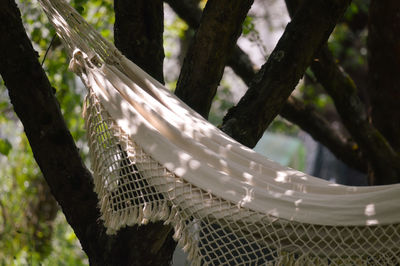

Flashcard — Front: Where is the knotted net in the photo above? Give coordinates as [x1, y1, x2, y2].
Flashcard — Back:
[39, 0, 400, 264]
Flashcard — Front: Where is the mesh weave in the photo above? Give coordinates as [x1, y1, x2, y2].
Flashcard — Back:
[84, 89, 400, 265]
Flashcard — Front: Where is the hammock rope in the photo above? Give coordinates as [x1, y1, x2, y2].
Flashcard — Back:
[39, 0, 400, 264]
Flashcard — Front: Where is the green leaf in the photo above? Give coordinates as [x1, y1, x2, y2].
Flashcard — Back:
[0, 138, 12, 156]
[242, 16, 255, 36]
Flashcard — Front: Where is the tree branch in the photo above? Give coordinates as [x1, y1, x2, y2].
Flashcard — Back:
[166, 0, 365, 172]
[367, 0, 400, 152]
[220, 0, 351, 148]
[114, 0, 165, 83]
[281, 97, 365, 172]
[312, 47, 400, 184]
[174, 0, 254, 118]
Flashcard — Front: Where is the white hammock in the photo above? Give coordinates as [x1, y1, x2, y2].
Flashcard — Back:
[39, 0, 400, 264]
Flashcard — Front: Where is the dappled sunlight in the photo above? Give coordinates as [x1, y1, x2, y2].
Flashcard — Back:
[274, 171, 289, 183]
[238, 187, 254, 207]
[365, 204, 376, 216]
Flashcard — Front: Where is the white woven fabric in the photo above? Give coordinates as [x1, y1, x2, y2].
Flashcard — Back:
[39, 0, 400, 264]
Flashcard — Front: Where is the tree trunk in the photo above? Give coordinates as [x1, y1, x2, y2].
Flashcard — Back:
[113, 1, 177, 264]
[367, 0, 400, 153]
[174, 0, 254, 118]
[114, 0, 165, 84]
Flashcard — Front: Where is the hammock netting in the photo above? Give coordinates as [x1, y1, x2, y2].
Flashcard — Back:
[39, 0, 400, 264]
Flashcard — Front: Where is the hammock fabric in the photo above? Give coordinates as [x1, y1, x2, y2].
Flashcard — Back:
[39, 0, 400, 264]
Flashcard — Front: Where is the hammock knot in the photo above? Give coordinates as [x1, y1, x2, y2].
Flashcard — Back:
[69, 49, 102, 75]
[68, 49, 86, 75]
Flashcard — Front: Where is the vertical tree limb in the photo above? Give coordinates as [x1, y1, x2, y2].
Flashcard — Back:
[113, 0, 177, 264]
[114, 0, 165, 83]
[367, 0, 400, 152]
[165, 0, 258, 86]
[174, 0, 254, 118]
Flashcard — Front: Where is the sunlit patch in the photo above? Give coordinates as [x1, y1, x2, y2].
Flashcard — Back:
[365, 204, 376, 217]
[284, 190, 294, 196]
[164, 162, 175, 170]
[275, 171, 288, 183]
[189, 159, 201, 170]
[238, 187, 254, 207]
[299, 175, 308, 181]
[243, 172, 253, 180]
[179, 152, 191, 163]
[294, 199, 302, 207]
[118, 118, 133, 134]
[175, 167, 186, 176]
[219, 159, 228, 167]
[366, 219, 378, 225]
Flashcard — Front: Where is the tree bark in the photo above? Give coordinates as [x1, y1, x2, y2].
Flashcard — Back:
[114, 0, 165, 83]
[113, 0, 177, 264]
[174, 0, 254, 118]
[221, 0, 351, 148]
[281, 97, 366, 172]
[367, 0, 400, 152]
[312, 47, 400, 184]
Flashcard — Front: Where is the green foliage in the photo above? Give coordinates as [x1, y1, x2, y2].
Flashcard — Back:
[0, 138, 12, 156]
[242, 16, 255, 36]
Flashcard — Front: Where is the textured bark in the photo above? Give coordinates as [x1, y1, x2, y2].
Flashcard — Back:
[221, 0, 351, 148]
[0, 1, 175, 265]
[113, 1, 177, 264]
[165, 0, 258, 87]
[311, 48, 400, 184]
[174, 0, 254, 118]
[367, 0, 400, 152]
[114, 0, 165, 83]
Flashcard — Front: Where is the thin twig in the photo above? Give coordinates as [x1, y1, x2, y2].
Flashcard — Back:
[41, 34, 57, 66]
